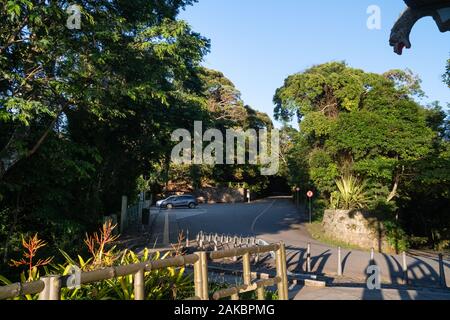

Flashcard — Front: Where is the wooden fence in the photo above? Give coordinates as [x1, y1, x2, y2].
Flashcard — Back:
[0, 243, 288, 301]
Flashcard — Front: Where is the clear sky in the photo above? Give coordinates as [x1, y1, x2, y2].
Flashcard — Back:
[179, 0, 450, 126]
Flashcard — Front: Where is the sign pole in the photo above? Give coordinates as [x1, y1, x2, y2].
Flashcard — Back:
[309, 197, 312, 224]
[307, 191, 314, 224]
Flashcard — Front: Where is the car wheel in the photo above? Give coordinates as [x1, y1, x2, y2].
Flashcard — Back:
[167, 204, 173, 209]
[188, 203, 196, 209]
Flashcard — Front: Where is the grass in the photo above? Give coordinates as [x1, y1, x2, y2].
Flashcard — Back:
[306, 222, 369, 252]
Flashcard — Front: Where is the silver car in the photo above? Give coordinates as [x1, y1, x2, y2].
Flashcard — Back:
[156, 195, 198, 209]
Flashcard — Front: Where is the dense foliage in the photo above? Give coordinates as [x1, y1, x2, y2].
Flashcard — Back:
[275, 62, 449, 250]
[0, 0, 274, 279]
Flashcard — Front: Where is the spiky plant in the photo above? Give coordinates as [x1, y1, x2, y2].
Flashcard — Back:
[335, 175, 368, 210]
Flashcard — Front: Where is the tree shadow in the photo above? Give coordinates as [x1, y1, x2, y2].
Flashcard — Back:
[342, 251, 352, 274]
[311, 249, 331, 275]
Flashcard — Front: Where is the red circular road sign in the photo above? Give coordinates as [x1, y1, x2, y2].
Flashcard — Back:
[307, 191, 314, 198]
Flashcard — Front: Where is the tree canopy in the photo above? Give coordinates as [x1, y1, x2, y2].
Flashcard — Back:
[275, 62, 449, 248]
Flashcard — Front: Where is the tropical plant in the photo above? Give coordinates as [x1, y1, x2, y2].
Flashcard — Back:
[333, 175, 369, 210]
[9, 234, 53, 282]
[0, 223, 195, 300]
[83, 221, 119, 270]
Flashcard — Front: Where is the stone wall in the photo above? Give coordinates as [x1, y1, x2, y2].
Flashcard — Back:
[194, 187, 245, 204]
[322, 209, 393, 253]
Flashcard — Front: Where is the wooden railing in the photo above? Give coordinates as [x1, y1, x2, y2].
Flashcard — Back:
[0, 243, 288, 301]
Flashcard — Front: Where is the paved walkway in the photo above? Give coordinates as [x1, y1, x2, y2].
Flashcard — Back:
[292, 285, 450, 300]
[254, 199, 450, 289]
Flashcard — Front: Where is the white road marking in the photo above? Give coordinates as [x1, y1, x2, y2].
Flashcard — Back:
[163, 211, 169, 245]
[251, 200, 277, 234]
[176, 209, 207, 220]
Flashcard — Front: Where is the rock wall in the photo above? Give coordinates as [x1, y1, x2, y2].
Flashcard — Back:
[322, 210, 393, 253]
[194, 187, 245, 204]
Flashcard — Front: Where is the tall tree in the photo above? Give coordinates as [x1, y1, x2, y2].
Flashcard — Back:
[274, 62, 437, 202]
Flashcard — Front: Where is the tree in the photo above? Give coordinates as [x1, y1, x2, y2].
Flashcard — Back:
[275, 61, 449, 248]
[0, 0, 210, 265]
[444, 58, 450, 87]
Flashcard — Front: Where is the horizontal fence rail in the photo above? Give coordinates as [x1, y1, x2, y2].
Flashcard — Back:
[0, 243, 288, 301]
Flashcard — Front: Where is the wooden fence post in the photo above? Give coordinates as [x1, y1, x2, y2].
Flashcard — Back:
[276, 243, 289, 300]
[193, 253, 203, 300]
[120, 196, 128, 234]
[280, 243, 289, 300]
[200, 251, 209, 300]
[243, 253, 252, 286]
[257, 287, 265, 300]
[134, 269, 145, 300]
[38, 276, 61, 301]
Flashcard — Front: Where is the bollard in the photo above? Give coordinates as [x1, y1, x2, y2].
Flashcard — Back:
[306, 243, 312, 273]
[186, 230, 190, 248]
[38, 276, 61, 300]
[134, 269, 145, 300]
[337, 247, 343, 276]
[439, 254, 447, 288]
[402, 251, 408, 285]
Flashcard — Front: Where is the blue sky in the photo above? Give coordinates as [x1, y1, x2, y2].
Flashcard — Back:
[180, 0, 450, 126]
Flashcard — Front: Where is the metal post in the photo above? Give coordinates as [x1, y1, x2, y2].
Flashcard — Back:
[306, 243, 312, 273]
[120, 196, 128, 234]
[308, 198, 312, 224]
[243, 253, 252, 286]
[38, 276, 61, 301]
[337, 247, 343, 276]
[402, 251, 408, 285]
[257, 287, 265, 301]
[199, 251, 209, 301]
[134, 269, 145, 300]
[439, 254, 446, 288]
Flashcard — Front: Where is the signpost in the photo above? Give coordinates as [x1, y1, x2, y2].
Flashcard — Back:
[307, 191, 314, 224]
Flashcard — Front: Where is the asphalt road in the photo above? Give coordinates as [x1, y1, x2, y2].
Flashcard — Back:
[151, 197, 450, 290]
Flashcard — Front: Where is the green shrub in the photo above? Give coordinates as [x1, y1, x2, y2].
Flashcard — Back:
[384, 220, 409, 253]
